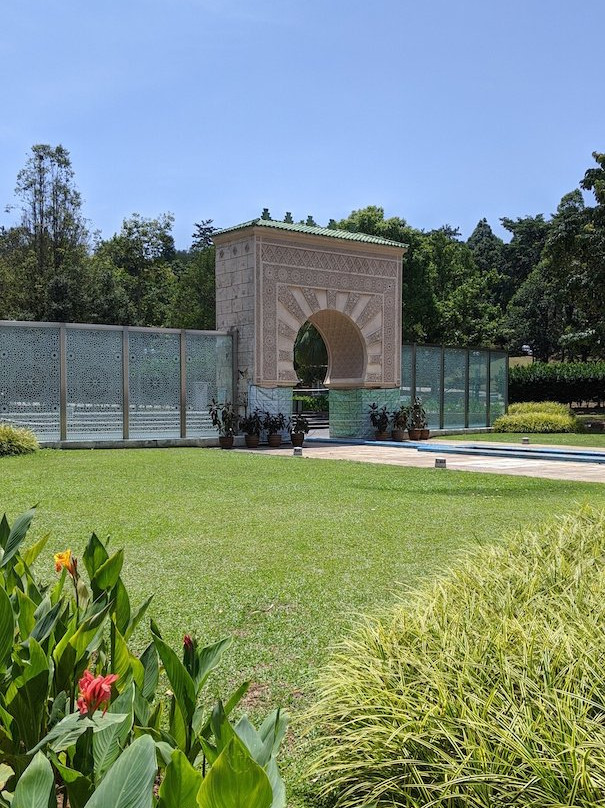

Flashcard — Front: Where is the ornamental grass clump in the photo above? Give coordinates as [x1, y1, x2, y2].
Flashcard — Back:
[492, 411, 579, 432]
[0, 423, 38, 456]
[309, 508, 605, 808]
[507, 400, 572, 416]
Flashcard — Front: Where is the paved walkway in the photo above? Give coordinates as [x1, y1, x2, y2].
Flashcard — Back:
[240, 440, 605, 483]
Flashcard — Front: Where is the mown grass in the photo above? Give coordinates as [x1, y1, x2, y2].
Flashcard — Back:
[3, 448, 605, 805]
[439, 432, 605, 446]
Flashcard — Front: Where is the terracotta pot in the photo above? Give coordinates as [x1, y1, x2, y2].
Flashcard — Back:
[291, 432, 305, 447]
[219, 435, 234, 449]
[408, 428, 422, 440]
[244, 434, 260, 448]
[391, 429, 405, 442]
[267, 433, 282, 448]
[420, 428, 430, 440]
[375, 431, 390, 441]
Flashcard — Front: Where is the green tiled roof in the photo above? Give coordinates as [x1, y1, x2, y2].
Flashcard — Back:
[214, 218, 407, 249]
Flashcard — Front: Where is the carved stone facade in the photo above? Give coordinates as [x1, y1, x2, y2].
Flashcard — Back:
[214, 223, 405, 405]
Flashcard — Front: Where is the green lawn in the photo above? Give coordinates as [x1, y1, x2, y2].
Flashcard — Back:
[3, 448, 605, 805]
[438, 432, 605, 446]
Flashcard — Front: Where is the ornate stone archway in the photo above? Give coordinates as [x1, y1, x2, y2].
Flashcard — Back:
[213, 218, 406, 437]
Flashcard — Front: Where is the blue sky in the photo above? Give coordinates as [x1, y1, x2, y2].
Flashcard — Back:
[1, 0, 603, 248]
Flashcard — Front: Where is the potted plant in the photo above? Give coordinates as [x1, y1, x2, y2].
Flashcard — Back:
[368, 403, 390, 441]
[263, 411, 287, 448]
[407, 397, 429, 440]
[290, 413, 310, 447]
[239, 408, 263, 448]
[391, 405, 408, 442]
[208, 399, 238, 448]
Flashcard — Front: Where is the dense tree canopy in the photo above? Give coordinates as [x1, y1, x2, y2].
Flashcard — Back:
[2, 144, 605, 361]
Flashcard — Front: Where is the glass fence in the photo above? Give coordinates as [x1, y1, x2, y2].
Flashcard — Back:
[401, 344, 508, 429]
[0, 322, 233, 441]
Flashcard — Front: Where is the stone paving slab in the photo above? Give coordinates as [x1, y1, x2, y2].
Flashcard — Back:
[236, 441, 605, 483]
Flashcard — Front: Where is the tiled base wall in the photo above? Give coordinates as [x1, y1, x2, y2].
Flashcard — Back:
[330, 388, 401, 439]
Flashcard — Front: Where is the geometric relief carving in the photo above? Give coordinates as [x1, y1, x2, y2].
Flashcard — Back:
[254, 238, 402, 388]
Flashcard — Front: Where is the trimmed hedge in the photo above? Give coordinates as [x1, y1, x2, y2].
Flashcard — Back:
[0, 423, 39, 456]
[507, 400, 571, 416]
[492, 412, 578, 432]
[509, 361, 605, 406]
[309, 509, 605, 807]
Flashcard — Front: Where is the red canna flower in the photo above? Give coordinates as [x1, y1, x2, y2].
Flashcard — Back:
[183, 634, 193, 651]
[77, 670, 119, 716]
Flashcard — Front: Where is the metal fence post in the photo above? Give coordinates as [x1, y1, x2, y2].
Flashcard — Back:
[411, 343, 417, 401]
[505, 352, 510, 413]
[486, 350, 492, 427]
[439, 346, 445, 430]
[59, 324, 67, 441]
[122, 327, 129, 440]
[180, 330, 187, 438]
[464, 349, 470, 429]
[230, 327, 239, 410]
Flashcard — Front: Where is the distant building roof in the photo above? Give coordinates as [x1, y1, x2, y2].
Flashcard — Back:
[214, 217, 407, 249]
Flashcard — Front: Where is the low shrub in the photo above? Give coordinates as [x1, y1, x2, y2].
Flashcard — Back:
[492, 412, 578, 432]
[0, 423, 39, 456]
[293, 394, 329, 412]
[309, 508, 605, 807]
[509, 360, 605, 406]
[507, 400, 571, 416]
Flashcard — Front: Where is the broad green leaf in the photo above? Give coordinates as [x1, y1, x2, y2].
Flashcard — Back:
[82, 533, 109, 580]
[0, 514, 9, 550]
[258, 709, 288, 760]
[29, 710, 127, 754]
[93, 683, 135, 779]
[264, 759, 286, 808]
[15, 588, 36, 639]
[0, 763, 13, 789]
[21, 532, 50, 567]
[12, 751, 55, 808]
[6, 639, 50, 751]
[210, 701, 235, 755]
[0, 586, 15, 670]
[113, 577, 130, 635]
[195, 637, 232, 692]
[152, 631, 196, 721]
[1, 507, 36, 569]
[196, 735, 273, 808]
[112, 623, 144, 690]
[168, 696, 188, 752]
[29, 598, 62, 645]
[158, 749, 203, 808]
[139, 642, 159, 702]
[125, 594, 153, 641]
[51, 757, 93, 808]
[84, 734, 157, 808]
[93, 549, 123, 591]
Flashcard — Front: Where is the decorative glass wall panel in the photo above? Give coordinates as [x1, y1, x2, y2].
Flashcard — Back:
[443, 348, 467, 428]
[185, 334, 233, 437]
[469, 350, 489, 428]
[415, 345, 442, 428]
[400, 344, 413, 406]
[490, 351, 507, 424]
[66, 328, 123, 439]
[0, 325, 61, 440]
[128, 331, 181, 439]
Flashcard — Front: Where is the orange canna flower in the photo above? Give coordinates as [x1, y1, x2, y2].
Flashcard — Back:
[54, 549, 77, 576]
[76, 670, 119, 716]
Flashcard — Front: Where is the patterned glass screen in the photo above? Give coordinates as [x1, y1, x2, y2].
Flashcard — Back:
[443, 348, 467, 428]
[414, 345, 442, 427]
[0, 325, 61, 440]
[400, 343, 413, 405]
[185, 334, 233, 437]
[469, 350, 489, 428]
[128, 330, 181, 439]
[490, 352, 507, 423]
[66, 328, 123, 439]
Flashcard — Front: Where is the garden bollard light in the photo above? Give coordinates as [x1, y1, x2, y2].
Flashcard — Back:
[522, 437, 530, 445]
[435, 458, 446, 469]
[293, 447, 303, 457]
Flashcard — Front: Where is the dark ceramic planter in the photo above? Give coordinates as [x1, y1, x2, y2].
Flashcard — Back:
[244, 434, 260, 448]
[267, 433, 282, 448]
[408, 428, 422, 440]
[391, 429, 405, 442]
[375, 431, 390, 441]
[219, 435, 234, 449]
[291, 432, 305, 447]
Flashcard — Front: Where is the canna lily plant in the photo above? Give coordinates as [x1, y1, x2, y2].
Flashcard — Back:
[0, 507, 288, 808]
